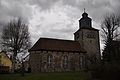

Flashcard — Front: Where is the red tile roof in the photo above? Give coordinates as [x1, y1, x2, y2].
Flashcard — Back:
[29, 38, 86, 53]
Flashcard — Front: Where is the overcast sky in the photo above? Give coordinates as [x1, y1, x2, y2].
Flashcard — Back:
[0, 0, 120, 50]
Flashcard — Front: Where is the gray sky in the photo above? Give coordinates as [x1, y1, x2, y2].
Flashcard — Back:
[0, 0, 120, 50]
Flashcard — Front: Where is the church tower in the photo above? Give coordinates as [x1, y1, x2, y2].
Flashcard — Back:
[74, 11, 100, 59]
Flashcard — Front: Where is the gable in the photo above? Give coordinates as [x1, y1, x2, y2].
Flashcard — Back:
[0, 52, 11, 62]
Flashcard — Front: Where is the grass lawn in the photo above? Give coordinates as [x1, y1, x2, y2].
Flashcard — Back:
[0, 72, 91, 80]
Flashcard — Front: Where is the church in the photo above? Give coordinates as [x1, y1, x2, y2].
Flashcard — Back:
[29, 11, 100, 72]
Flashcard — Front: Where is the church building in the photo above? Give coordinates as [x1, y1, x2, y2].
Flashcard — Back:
[29, 11, 100, 72]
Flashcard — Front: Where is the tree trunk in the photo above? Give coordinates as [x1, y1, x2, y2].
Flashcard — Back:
[11, 57, 15, 73]
[11, 51, 17, 73]
[21, 61, 25, 76]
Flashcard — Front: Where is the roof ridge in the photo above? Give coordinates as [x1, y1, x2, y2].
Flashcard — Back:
[40, 37, 77, 42]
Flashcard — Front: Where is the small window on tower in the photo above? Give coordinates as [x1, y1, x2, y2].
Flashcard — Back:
[0, 55, 2, 59]
[90, 40, 92, 43]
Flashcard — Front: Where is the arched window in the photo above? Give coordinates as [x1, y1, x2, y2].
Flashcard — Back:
[79, 56, 83, 69]
[63, 56, 68, 68]
[48, 55, 53, 67]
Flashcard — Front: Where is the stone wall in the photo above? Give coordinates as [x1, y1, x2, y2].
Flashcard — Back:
[29, 50, 86, 73]
[74, 29, 101, 59]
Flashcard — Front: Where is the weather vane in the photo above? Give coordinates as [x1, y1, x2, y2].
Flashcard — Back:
[84, 8, 86, 13]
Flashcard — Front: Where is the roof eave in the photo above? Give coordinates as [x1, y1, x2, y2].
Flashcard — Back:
[29, 49, 87, 53]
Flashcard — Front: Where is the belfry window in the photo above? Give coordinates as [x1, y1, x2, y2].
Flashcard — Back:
[48, 55, 53, 67]
[63, 56, 68, 68]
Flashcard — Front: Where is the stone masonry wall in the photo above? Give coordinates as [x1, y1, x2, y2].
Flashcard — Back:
[75, 29, 100, 59]
[29, 50, 86, 73]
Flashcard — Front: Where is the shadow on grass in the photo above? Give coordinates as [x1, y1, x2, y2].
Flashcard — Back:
[0, 72, 91, 80]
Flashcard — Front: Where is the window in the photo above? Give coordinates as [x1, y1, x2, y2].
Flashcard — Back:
[79, 56, 84, 69]
[86, 32, 96, 38]
[0, 55, 2, 59]
[90, 40, 92, 43]
[48, 55, 53, 67]
[63, 56, 68, 68]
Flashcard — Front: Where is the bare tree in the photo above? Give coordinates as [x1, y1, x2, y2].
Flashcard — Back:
[1, 18, 31, 72]
[101, 13, 120, 61]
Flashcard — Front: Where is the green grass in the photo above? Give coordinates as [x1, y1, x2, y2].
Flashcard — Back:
[0, 72, 91, 80]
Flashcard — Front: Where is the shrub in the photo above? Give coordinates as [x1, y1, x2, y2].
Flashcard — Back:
[90, 62, 120, 80]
